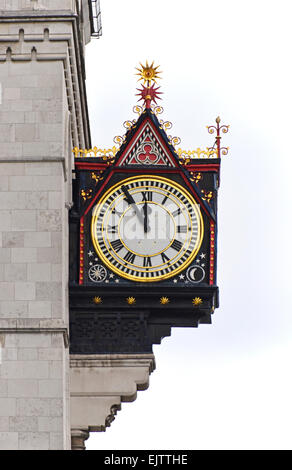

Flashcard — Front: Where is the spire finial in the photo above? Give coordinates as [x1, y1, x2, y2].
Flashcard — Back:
[207, 117, 230, 158]
[135, 61, 162, 85]
[135, 61, 162, 109]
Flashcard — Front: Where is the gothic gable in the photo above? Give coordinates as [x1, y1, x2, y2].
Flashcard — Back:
[116, 112, 179, 168]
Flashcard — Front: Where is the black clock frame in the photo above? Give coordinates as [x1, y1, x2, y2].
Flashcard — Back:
[69, 108, 221, 354]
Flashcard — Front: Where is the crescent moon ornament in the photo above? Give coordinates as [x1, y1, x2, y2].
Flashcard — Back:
[186, 265, 205, 283]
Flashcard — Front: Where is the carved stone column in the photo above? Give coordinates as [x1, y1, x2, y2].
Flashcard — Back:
[71, 429, 89, 451]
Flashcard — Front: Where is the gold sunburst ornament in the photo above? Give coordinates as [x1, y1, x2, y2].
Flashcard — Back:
[93, 296, 102, 305]
[160, 296, 170, 305]
[192, 297, 203, 307]
[126, 296, 136, 305]
[136, 61, 162, 85]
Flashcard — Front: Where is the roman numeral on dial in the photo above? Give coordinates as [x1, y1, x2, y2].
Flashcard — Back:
[177, 225, 187, 233]
[171, 239, 183, 251]
[161, 193, 170, 205]
[111, 239, 123, 252]
[142, 191, 153, 202]
[143, 256, 152, 267]
[123, 251, 136, 264]
[107, 225, 117, 233]
[172, 208, 181, 217]
[161, 252, 170, 263]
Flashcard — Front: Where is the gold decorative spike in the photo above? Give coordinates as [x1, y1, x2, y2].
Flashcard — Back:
[190, 172, 202, 184]
[136, 61, 162, 85]
[160, 296, 170, 305]
[201, 190, 213, 203]
[93, 296, 102, 305]
[80, 188, 93, 201]
[192, 297, 203, 306]
[126, 296, 136, 305]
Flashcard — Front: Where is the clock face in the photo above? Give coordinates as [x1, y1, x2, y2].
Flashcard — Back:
[91, 175, 203, 282]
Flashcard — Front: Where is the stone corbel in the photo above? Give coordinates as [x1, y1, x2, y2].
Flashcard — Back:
[70, 354, 155, 449]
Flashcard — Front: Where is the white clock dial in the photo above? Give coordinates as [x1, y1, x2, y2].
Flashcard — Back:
[91, 175, 203, 282]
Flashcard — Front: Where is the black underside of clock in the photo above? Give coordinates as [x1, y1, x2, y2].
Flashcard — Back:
[69, 284, 218, 354]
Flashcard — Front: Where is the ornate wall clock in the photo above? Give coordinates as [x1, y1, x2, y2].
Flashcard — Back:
[91, 175, 203, 282]
[69, 62, 229, 354]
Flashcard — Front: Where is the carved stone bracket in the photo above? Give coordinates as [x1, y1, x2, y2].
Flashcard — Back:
[70, 354, 155, 448]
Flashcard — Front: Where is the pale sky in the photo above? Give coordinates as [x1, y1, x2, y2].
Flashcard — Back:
[85, 0, 292, 450]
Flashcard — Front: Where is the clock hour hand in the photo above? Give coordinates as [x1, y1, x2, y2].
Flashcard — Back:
[143, 202, 149, 233]
[121, 185, 144, 225]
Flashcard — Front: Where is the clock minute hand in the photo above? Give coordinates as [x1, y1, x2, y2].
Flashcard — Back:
[121, 185, 135, 205]
[121, 185, 144, 225]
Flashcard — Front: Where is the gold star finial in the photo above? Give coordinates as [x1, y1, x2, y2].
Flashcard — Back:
[136, 61, 162, 85]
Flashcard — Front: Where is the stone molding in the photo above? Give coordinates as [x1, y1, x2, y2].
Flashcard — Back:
[0, 319, 69, 347]
[70, 354, 156, 371]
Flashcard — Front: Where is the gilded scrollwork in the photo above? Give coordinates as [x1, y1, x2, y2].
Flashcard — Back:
[123, 119, 137, 130]
[177, 147, 218, 164]
[72, 146, 118, 159]
[91, 171, 104, 184]
[189, 171, 202, 183]
[113, 135, 126, 147]
[80, 188, 93, 201]
[151, 104, 164, 116]
[133, 104, 144, 116]
[168, 135, 181, 147]
[159, 119, 172, 131]
[201, 189, 214, 203]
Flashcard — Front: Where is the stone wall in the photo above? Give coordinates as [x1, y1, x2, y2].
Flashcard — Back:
[0, 0, 91, 449]
[0, 330, 68, 450]
[0, 160, 69, 450]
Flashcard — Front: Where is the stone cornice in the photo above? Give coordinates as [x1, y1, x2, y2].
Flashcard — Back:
[0, 11, 77, 19]
[0, 319, 69, 347]
[70, 354, 156, 373]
